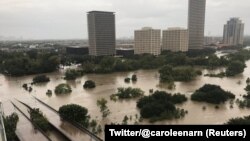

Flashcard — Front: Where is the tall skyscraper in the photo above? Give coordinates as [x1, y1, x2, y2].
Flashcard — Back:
[188, 0, 206, 50]
[223, 18, 244, 46]
[87, 11, 116, 56]
[134, 27, 161, 56]
[162, 28, 188, 52]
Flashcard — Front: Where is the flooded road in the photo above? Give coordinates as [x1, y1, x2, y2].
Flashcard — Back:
[3, 102, 49, 141]
[1, 55, 250, 139]
[10, 100, 68, 141]
[20, 97, 92, 141]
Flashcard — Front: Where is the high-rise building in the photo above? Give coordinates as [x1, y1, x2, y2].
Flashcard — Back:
[134, 27, 161, 55]
[188, 0, 206, 50]
[162, 28, 188, 52]
[223, 18, 244, 46]
[87, 11, 116, 56]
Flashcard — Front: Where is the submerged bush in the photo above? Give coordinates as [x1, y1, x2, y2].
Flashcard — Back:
[137, 91, 187, 122]
[54, 83, 72, 94]
[191, 84, 235, 104]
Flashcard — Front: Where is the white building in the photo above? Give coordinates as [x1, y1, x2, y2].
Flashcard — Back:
[162, 28, 188, 52]
[134, 27, 161, 55]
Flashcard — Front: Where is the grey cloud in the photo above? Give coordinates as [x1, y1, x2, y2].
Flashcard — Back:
[0, 0, 249, 39]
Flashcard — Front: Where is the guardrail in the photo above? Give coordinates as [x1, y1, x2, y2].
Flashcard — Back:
[11, 101, 52, 141]
[32, 96, 103, 141]
[0, 102, 7, 141]
[14, 100, 72, 141]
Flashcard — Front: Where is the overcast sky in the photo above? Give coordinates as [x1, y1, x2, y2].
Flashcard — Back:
[0, 0, 249, 40]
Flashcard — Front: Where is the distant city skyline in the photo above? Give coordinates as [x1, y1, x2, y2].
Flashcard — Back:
[0, 0, 250, 40]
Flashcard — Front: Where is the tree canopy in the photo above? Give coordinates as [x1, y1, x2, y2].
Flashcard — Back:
[226, 61, 246, 76]
[159, 65, 199, 83]
[245, 85, 250, 92]
[83, 80, 96, 89]
[54, 83, 72, 94]
[226, 115, 250, 125]
[97, 98, 110, 118]
[191, 84, 235, 104]
[64, 69, 83, 80]
[32, 75, 50, 84]
[59, 104, 89, 127]
[4, 113, 19, 141]
[2, 48, 250, 77]
[29, 108, 51, 132]
[111, 87, 144, 100]
[0, 51, 60, 76]
[137, 91, 187, 122]
[132, 74, 137, 82]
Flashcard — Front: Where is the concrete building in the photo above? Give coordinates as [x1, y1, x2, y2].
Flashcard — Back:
[87, 11, 116, 56]
[134, 27, 161, 55]
[188, 0, 206, 50]
[223, 18, 244, 46]
[162, 28, 188, 52]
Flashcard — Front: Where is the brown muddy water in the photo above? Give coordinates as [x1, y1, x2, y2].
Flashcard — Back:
[1, 56, 250, 140]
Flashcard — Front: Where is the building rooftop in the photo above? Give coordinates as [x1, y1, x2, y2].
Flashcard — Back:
[136, 27, 160, 31]
[88, 11, 115, 14]
[166, 27, 187, 30]
[230, 17, 240, 20]
[227, 17, 243, 22]
[142, 27, 152, 30]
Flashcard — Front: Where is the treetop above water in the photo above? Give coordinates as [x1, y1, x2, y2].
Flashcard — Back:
[1, 48, 250, 77]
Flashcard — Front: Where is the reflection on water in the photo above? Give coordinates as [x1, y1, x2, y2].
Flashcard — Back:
[1, 58, 250, 139]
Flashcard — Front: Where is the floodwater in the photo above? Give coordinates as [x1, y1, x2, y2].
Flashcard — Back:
[9, 100, 68, 141]
[20, 96, 92, 141]
[1, 52, 250, 140]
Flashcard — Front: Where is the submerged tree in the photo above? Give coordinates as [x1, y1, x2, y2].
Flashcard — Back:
[247, 78, 250, 84]
[59, 104, 90, 127]
[97, 98, 110, 118]
[4, 113, 19, 141]
[132, 74, 137, 82]
[54, 83, 72, 95]
[226, 115, 250, 125]
[226, 61, 246, 76]
[83, 80, 96, 89]
[64, 69, 83, 80]
[29, 108, 51, 132]
[137, 91, 188, 122]
[191, 84, 235, 104]
[32, 75, 50, 84]
[124, 77, 131, 83]
[111, 87, 144, 100]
